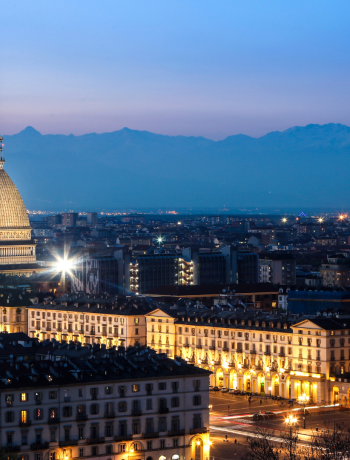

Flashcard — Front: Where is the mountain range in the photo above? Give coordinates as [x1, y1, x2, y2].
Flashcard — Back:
[3, 123, 350, 211]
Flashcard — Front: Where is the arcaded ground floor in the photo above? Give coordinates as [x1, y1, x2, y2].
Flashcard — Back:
[209, 366, 349, 405]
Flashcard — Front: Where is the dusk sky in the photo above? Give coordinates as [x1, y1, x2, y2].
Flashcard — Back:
[2, 0, 350, 140]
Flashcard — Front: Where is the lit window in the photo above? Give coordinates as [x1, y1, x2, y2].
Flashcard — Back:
[21, 393, 27, 402]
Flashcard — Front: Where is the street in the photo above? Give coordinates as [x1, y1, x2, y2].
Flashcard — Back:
[209, 392, 349, 460]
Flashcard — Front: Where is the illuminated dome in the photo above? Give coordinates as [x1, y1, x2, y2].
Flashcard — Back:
[0, 157, 31, 240]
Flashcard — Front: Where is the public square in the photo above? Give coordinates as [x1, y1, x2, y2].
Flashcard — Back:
[209, 391, 349, 460]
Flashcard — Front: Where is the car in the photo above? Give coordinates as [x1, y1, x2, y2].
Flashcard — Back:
[233, 389, 241, 395]
[245, 391, 252, 396]
[209, 385, 214, 391]
[221, 387, 229, 393]
[264, 411, 277, 419]
[228, 389, 235, 394]
[213, 386, 220, 392]
[253, 413, 262, 421]
[296, 408, 310, 416]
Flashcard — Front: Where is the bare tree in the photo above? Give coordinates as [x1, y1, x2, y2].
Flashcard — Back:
[303, 422, 350, 460]
[242, 426, 300, 460]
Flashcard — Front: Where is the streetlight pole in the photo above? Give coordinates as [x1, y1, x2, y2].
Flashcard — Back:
[285, 414, 297, 460]
[298, 393, 309, 429]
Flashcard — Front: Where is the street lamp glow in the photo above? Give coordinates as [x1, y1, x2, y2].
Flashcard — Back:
[318, 217, 324, 223]
[282, 217, 287, 223]
[285, 414, 298, 425]
[156, 236, 163, 244]
[298, 393, 309, 404]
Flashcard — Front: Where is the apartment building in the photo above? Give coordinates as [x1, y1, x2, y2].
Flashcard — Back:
[27, 294, 155, 347]
[0, 336, 211, 460]
[145, 306, 350, 405]
[0, 288, 33, 334]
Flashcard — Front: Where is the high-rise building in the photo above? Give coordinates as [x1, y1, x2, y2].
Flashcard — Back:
[259, 253, 296, 285]
[0, 137, 42, 275]
[62, 212, 78, 227]
[87, 212, 98, 226]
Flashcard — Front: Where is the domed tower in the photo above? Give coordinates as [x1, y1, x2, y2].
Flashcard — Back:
[0, 137, 39, 274]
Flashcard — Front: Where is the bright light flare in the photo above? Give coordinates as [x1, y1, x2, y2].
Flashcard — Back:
[318, 217, 324, 223]
[56, 258, 73, 272]
[285, 414, 298, 425]
[282, 217, 287, 223]
[156, 236, 163, 244]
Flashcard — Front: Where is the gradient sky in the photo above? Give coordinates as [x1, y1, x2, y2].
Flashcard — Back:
[1, 0, 350, 140]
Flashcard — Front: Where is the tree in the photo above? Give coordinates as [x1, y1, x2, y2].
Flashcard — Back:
[242, 426, 300, 460]
[303, 422, 350, 460]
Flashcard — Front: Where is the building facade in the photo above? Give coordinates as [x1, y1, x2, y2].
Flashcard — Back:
[145, 307, 350, 405]
[0, 338, 211, 460]
[27, 294, 154, 348]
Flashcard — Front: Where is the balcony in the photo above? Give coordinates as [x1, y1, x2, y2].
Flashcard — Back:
[30, 442, 49, 450]
[190, 427, 208, 435]
[142, 432, 159, 439]
[209, 346, 215, 351]
[19, 420, 32, 427]
[59, 440, 78, 447]
[35, 326, 41, 331]
[250, 350, 257, 355]
[131, 409, 142, 416]
[196, 345, 202, 349]
[104, 412, 115, 419]
[264, 351, 271, 356]
[115, 435, 133, 442]
[183, 344, 190, 348]
[76, 414, 88, 421]
[48, 417, 60, 424]
[5, 446, 21, 453]
[158, 407, 169, 414]
[279, 352, 285, 357]
[86, 437, 105, 445]
[168, 429, 185, 436]
[223, 347, 229, 352]
[113, 333, 119, 338]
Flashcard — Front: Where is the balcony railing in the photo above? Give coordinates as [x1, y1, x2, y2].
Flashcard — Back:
[115, 435, 133, 442]
[76, 414, 88, 421]
[86, 437, 105, 445]
[104, 412, 115, 419]
[19, 420, 32, 427]
[59, 440, 78, 447]
[223, 347, 229, 352]
[209, 346, 215, 350]
[131, 409, 142, 416]
[142, 432, 159, 438]
[30, 442, 49, 450]
[48, 417, 60, 424]
[190, 427, 208, 434]
[158, 407, 169, 414]
[168, 429, 185, 436]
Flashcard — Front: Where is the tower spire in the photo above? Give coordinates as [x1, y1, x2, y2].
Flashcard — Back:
[0, 137, 5, 169]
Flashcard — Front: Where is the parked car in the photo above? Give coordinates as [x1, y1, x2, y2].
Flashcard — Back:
[228, 389, 235, 394]
[233, 389, 241, 395]
[221, 387, 229, 393]
[213, 386, 220, 392]
[209, 385, 214, 391]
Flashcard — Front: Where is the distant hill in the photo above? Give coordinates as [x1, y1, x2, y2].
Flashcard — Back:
[3, 123, 350, 210]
